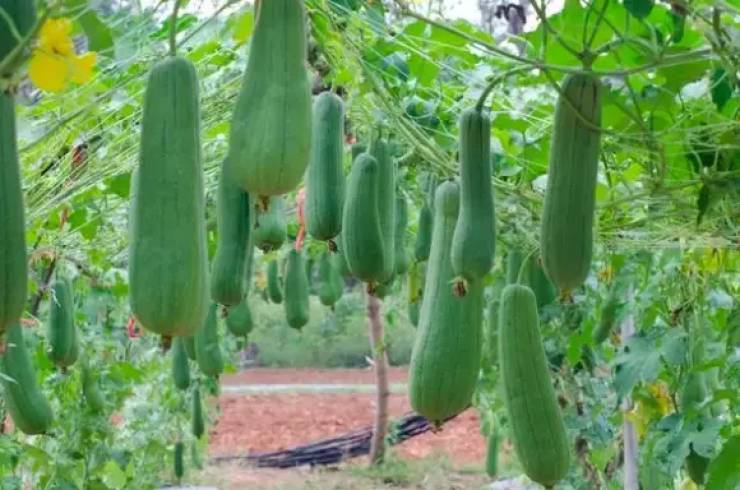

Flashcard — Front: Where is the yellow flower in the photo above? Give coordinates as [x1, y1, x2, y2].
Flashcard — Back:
[37, 18, 75, 57]
[28, 18, 97, 93]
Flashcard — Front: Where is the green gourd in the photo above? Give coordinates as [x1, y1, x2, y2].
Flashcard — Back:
[0, 93, 27, 333]
[304, 257, 315, 295]
[334, 235, 353, 278]
[413, 202, 432, 262]
[171, 337, 191, 390]
[210, 159, 254, 306]
[195, 304, 224, 377]
[306, 92, 345, 242]
[81, 357, 106, 413]
[254, 196, 287, 252]
[47, 278, 79, 368]
[129, 56, 208, 337]
[371, 138, 396, 282]
[174, 441, 185, 479]
[505, 250, 523, 285]
[540, 74, 601, 293]
[594, 291, 619, 344]
[351, 143, 366, 160]
[318, 251, 344, 307]
[527, 255, 556, 308]
[267, 259, 283, 303]
[394, 195, 410, 276]
[499, 284, 569, 486]
[451, 108, 495, 286]
[226, 0, 312, 198]
[485, 430, 500, 478]
[341, 154, 388, 284]
[183, 336, 196, 361]
[191, 387, 205, 438]
[283, 250, 310, 329]
[685, 448, 709, 486]
[225, 300, 252, 337]
[408, 301, 419, 327]
[408, 180, 484, 426]
[487, 299, 499, 366]
[1, 322, 53, 434]
[0, 0, 36, 76]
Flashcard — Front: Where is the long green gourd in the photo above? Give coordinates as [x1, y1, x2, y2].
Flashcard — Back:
[211, 159, 254, 306]
[341, 153, 388, 284]
[47, 278, 79, 368]
[540, 74, 601, 294]
[413, 202, 432, 262]
[267, 259, 283, 303]
[594, 289, 619, 344]
[485, 430, 500, 478]
[1, 322, 54, 434]
[129, 56, 208, 337]
[283, 250, 310, 329]
[226, 0, 312, 198]
[172, 337, 191, 390]
[371, 138, 396, 282]
[225, 300, 252, 337]
[394, 195, 410, 275]
[192, 387, 204, 438]
[451, 108, 495, 289]
[174, 441, 185, 480]
[318, 251, 343, 307]
[0, 0, 36, 76]
[81, 358, 106, 413]
[0, 92, 27, 333]
[195, 303, 224, 377]
[499, 284, 569, 487]
[408, 180, 484, 426]
[183, 335, 196, 361]
[306, 92, 345, 242]
[254, 196, 287, 252]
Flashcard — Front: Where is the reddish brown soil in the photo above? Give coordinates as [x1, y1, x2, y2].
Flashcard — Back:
[221, 367, 409, 386]
[210, 368, 486, 465]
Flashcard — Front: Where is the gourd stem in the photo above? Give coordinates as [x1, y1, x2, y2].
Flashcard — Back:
[515, 249, 537, 284]
[169, 0, 184, 56]
[475, 66, 531, 112]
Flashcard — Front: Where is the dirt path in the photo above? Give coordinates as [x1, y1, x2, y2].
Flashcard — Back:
[210, 368, 487, 465]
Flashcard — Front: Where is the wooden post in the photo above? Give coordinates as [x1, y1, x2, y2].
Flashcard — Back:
[366, 291, 389, 465]
[621, 286, 639, 490]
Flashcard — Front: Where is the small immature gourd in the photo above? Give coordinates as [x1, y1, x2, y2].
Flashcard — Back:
[394, 195, 410, 275]
[413, 202, 433, 262]
[172, 337, 191, 390]
[226, 0, 312, 198]
[267, 259, 283, 303]
[283, 250, 310, 329]
[254, 196, 287, 252]
[195, 304, 224, 377]
[225, 300, 253, 338]
[47, 278, 79, 368]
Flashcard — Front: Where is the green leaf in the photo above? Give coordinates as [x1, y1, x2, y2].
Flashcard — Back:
[78, 10, 114, 52]
[710, 68, 733, 111]
[624, 0, 654, 19]
[706, 435, 740, 489]
[104, 173, 130, 199]
[231, 10, 254, 45]
[614, 330, 668, 398]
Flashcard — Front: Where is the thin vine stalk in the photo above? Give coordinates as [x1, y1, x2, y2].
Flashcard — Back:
[169, 0, 184, 56]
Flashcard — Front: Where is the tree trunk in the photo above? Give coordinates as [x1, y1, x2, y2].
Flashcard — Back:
[366, 292, 389, 465]
[621, 286, 639, 490]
